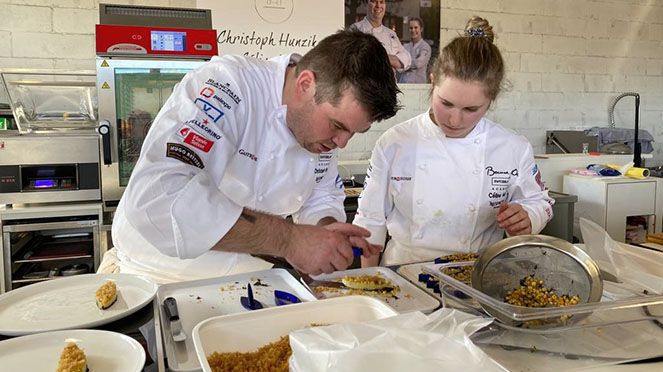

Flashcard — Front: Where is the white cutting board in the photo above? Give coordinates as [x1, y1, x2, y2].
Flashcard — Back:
[157, 268, 316, 372]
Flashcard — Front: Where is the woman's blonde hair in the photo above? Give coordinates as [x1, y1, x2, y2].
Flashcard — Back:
[431, 16, 504, 100]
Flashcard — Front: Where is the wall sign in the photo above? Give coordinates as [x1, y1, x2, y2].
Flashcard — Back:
[196, 0, 344, 60]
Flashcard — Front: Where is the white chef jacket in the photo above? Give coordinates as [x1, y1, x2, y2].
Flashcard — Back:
[111, 54, 347, 283]
[351, 18, 411, 71]
[353, 112, 554, 266]
[399, 39, 432, 84]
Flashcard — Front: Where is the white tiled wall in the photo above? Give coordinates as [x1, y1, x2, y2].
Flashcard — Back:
[1, 0, 662, 165]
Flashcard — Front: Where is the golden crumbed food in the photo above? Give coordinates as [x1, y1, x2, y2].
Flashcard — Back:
[95, 280, 117, 310]
[314, 274, 400, 297]
[56, 342, 88, 372]
[442, 265, 473, 283]
[341, 274, 393, 290]
[438, 253, 479, 262]
[504, 275, 580, 308]
[207, 335, 291, 372]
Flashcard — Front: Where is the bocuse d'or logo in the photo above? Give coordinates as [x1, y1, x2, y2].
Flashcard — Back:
[254, 0, 294, 24]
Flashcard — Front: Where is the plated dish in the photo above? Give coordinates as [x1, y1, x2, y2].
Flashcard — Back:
[0, 329, 145, 372]
[0, 273, 157, 336]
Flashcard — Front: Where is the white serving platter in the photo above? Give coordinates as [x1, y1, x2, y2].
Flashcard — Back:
[0, 273, 157, 336]
[157, 268, 317, 372]
[192, 295, 398, 372]
[0, 329, 145, 372]
[309, 266, 440, 314]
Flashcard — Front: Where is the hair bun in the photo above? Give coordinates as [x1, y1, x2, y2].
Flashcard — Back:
[464, 16, 494, 43]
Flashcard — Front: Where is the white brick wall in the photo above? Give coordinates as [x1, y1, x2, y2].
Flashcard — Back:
[0, 0, 662, 165]
[342, 0, 663, 165]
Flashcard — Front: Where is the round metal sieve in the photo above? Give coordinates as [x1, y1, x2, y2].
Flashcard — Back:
[471, 235, 603, 328]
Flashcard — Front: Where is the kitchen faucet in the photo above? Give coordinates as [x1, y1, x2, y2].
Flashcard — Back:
[608, 92, 641, 167]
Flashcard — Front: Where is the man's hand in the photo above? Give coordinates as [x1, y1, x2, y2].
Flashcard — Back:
[496, 202, 532, 236]
[323, 222, 383, 258]
[284, 223, 381, 276]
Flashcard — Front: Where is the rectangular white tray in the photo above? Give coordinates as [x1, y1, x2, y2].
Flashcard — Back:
[157, 268, 316, 372]
[192, 296, 398, 372]
[310, 266, 440, 314]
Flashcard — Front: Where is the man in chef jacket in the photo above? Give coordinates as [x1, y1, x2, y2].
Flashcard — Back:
[350, 0, 411, 74]
[103, 30, 401, 283]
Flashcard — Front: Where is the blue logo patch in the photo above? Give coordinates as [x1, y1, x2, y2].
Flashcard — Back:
[194, 98, 224, 122]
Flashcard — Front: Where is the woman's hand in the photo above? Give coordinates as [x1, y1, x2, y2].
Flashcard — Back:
[496, 202, 532, 236]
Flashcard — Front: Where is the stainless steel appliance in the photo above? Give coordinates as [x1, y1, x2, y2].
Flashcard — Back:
[546, 130, 599, 154]
[95, 4, 217, 210]
[0, 134, 100, 205]
[0, 202, 102, 293]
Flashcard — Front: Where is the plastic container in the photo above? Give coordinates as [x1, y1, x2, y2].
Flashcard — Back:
[423, 261, 663, 333]
[192, 296, 398, 372]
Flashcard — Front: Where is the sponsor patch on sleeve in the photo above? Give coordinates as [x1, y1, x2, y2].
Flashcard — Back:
[166, 143, 205, 169]
[177, 125, 214, 152]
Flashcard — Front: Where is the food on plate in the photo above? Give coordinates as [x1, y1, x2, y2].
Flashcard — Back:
[313, 274, 401, 297]
[504, 275, 580, 307]
[56, 342, 88, 372]
[207, 335, 291, 372]
[441, 265, 473, 283]
[95, 280, 117, 309]
[341, 274, 393, 290]
[436, 252, 479, 263]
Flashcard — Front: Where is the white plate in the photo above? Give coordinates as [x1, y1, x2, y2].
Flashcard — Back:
[192, 296, 398, 372]
[310, 266, 440, 314]
[157, 268, 317, 372]
[0, 273, 157, 336]
[0, 329, 145, 372]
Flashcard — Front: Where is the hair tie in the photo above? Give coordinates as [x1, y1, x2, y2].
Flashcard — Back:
[465, 27, 486, 38]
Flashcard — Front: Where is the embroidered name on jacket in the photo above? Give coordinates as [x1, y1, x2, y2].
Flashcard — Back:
[204, 78, 242, 104]
[178, 126, 214, 153]
[166, 143, 205, 169]
[238, 149, 257, 161]
[390, 176, 412, 181]
[184, 119, 222, 140]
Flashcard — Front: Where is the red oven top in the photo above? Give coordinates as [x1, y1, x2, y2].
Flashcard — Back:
[96, 24, 218, 57]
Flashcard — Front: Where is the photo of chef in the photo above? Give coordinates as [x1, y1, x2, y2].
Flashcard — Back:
[346, 0, 440, 84]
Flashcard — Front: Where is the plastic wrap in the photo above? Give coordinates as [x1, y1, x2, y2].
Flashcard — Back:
[289, 308, 506, 372]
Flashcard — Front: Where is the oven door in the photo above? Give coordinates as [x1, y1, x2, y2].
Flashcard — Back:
[96, 58, 206, 210]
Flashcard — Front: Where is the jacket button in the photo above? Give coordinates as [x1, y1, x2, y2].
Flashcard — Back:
[416, 199, 423, 205]
[297, 196, 303, 202]
[418, 164, 426, 169]
[258, 195, 264, 201]
[474, 139, 481, 144]
[415, 233, 423, 239]
[473, 169, 480, 175]
[468, 205, 476, 212]
[269, 154, 275, 160]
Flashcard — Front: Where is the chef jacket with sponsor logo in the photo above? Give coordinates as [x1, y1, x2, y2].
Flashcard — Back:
[350, 17, 411, 71]
[353, 112, 554, 266]
[111, 54, 346, 283]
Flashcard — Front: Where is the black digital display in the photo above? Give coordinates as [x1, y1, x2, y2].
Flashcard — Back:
[151, 31, 186, 52]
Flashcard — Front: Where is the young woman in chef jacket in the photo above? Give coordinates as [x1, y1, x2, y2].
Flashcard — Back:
[354, 16, 555, 267]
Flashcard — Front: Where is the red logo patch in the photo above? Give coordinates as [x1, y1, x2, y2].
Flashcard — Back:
[184, 131, 214, 152]
[199, 87, 214, 98]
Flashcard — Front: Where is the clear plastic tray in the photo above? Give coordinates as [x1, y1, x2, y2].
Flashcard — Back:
[423, 262, 663, 333]
[0, 69, 97, 133]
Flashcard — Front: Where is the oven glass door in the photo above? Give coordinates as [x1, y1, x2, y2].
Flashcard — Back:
[114, 68, 190, 186]
[96, 58, 205, 207]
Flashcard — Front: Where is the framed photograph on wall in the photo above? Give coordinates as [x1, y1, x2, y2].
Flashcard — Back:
[346, 0, 440, 84]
